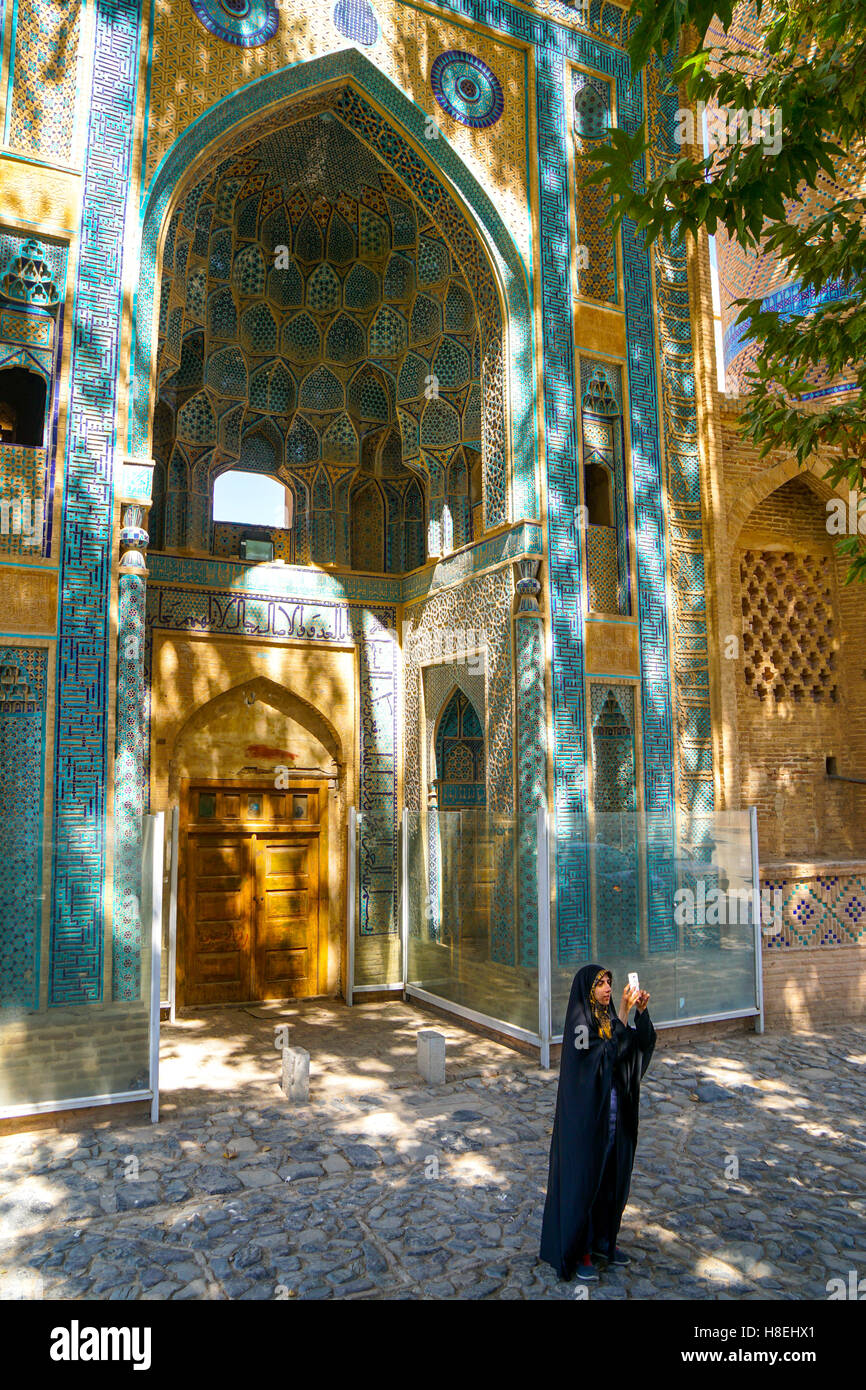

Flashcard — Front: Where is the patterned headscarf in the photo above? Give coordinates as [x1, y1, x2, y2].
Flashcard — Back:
[590, 968, 613, 1040]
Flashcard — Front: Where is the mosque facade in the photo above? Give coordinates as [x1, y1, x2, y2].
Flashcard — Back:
[0, 0, 862, 1114]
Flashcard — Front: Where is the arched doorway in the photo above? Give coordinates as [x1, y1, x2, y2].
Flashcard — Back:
[123, 54, 535, 1005]
[169, 676, 342, 1005]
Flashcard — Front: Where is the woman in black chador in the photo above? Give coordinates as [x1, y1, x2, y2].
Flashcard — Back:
[539, 964, 655, 1281]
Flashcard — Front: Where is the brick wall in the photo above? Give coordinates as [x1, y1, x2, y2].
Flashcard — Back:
[0, 1002, 150, 1110]
[759, 861, 865, 1025]
[718, 431, 866, 859]
[762, 945, 865, 1030]
[733, 475, 866, 856]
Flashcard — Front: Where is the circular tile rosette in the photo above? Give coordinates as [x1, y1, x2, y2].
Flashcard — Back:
[189, 0, 278, 47]
[430, 51, 504, 129]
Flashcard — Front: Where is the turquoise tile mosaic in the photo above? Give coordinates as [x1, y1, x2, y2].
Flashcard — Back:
[29, 0, 716, 1011]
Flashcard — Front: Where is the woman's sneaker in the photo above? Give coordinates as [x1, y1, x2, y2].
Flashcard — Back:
[592, 1243, 631, 1266]
[576, 1253, 599, 1281]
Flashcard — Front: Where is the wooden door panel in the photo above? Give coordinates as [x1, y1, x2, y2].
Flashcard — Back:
[264, 891, 308, 925]
[182, 784, 323, 1006]
[265, 844, 308, 876]
[196, 951, 244, 982]
[186, 834, 251, 1004]
[196, 843, 244, 876]
[254, 835, 319, 999]
[262, 948, 308, 981]
[196, 890, 244, 920]
[195, 919, 242, 949]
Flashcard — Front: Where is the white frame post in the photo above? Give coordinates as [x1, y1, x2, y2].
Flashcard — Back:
[749, 805, 765, 1034]
[147, 812, 164, 1124]
[401, 806, 409, 995]
[167, 806, 179, 1023]
[346, 807, 357, 1006]
[537, 805, 552, 1070]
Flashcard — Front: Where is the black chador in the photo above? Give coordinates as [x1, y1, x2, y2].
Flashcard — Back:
[539, 964, 656, 1280]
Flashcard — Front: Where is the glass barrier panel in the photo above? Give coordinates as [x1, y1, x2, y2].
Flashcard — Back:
[550, 809, 759, 1037]
[352, 811, 401, 989]
[405, 808, 539, 1036]
[0, 814, 156, 1112]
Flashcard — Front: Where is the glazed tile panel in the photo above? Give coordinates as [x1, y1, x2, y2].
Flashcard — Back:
[0, 648, 48, 1007]
[41, 0, 710, 1005]
[48, 0, 141, 1005]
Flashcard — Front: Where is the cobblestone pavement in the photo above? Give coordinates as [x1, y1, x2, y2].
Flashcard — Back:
[1, 1001, 864, 1301]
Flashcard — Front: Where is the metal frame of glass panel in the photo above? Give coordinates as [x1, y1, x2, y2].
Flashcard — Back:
[0, 813, 162, 1122]
[346, 805, 764, 1064]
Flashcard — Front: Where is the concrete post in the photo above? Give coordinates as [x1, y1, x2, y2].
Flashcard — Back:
[281, 1046, 310, 1102]
[417, 1028, 446, 1084]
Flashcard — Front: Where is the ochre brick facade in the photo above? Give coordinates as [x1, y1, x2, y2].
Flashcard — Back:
[762, 945, 865, 1030]
[705, 412, 866, 860]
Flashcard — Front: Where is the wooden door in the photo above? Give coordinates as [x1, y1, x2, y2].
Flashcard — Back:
[185, 834, 252, 1004]
[253, 836, 319, 999]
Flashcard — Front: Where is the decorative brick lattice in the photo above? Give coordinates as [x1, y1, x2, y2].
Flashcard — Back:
[586, 525, 618, 613]
[0, 447, 48, 558]
[740, 550, 838, 702]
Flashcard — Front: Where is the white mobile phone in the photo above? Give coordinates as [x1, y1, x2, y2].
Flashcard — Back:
[627, 971, 640, 992]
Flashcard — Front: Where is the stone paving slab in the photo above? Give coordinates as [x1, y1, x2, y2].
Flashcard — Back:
[0, 1000, 864, 1300]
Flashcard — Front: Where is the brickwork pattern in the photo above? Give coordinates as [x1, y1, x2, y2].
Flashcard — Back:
[740, 549, 837, 703]
[48, 0, 141, 1006]
[727, 469, 866, 862]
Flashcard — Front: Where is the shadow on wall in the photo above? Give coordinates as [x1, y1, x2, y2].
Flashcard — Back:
[763, 947, 866, 1029]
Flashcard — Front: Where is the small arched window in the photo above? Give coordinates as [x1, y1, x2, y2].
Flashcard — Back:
[581, 367, 629, 615]
[311, 468, 334, 564]
[585, 461, 613, 527]
[591, 687, 636, 814]
[404, 477, 425, 571]
[573, 79, 610, 142]
[212, 470, 291, 528]
[0, 368, 47, 447]
[445, 452, 469, 550]
[435, 688, 486, 808]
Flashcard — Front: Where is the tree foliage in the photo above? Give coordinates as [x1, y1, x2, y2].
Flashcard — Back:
[586, 0, 866, 581]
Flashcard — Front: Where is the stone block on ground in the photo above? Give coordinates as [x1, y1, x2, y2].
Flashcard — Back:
[417, 1029, 446, 1084]
[281, 1046, 310, 1102]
